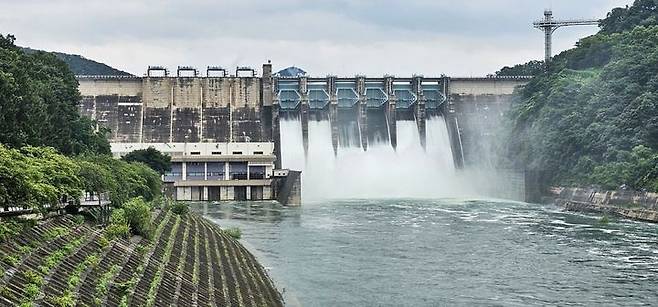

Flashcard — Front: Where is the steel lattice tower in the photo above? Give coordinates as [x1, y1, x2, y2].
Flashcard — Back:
[533, 10, 599, 63]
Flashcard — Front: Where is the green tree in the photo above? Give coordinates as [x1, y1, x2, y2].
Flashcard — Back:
[0, 34, 109, 155]
[77, 160, 115, 203]
[0, 145, 82, 211]
[496, 60, 545, 76]
[122, 147, 172, 175]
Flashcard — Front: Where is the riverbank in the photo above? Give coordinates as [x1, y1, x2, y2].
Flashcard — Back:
[552, 187, 658, 223]
[0, 210, 283, 306]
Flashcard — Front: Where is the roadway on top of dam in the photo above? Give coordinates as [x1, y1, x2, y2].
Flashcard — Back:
[76, 73, 531, 111]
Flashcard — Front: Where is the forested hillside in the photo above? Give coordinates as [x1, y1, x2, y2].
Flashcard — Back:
[21, 47, 131, 76]
[503, 0, 658, 192]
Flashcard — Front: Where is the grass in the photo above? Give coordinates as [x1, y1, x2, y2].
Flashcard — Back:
[94, 264, 120, 306]
[3, 254, 19, 266]
[224, 227, 242, 239]
[48, 253, 102, 306]
[117, 210, 173, 306]
[145, 216, 181, 307]
[44, 227, 69, 241]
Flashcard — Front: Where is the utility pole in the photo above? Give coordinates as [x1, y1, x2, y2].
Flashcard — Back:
[533, 10, 599, 63]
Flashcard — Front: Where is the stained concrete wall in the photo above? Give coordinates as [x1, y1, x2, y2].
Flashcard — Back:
[446, 78, 529, 167]
[449, 78, 525, 96]
[78, 76, 265, 144]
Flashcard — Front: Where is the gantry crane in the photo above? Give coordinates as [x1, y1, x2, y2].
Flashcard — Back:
[533, 10, 599, 63]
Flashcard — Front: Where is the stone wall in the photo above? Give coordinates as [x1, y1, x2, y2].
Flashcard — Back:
[553, 187, 658, 223]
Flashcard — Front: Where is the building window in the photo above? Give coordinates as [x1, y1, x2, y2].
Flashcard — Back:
[187, 172, 205, 178]
[229, 162, 248, 180]
[249, 166, 266, 179]
[212, 151, 222, 155]
[232, 151, 242, 155]
[190, 151, 201, 155]
[254, 151, 263, 155]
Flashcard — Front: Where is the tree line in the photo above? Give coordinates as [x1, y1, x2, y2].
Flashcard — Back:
[0, 144, 161, 211]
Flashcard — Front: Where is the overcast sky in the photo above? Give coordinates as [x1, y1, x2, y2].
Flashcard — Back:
[0, 0, 633, 77]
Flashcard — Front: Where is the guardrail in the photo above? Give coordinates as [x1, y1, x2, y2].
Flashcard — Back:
[0, 195, 111, 218]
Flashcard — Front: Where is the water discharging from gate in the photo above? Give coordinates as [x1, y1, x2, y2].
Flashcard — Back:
[281, 117, 478, 200]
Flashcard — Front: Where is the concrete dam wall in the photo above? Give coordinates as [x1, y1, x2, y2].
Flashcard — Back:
[78, 75, 264, 144]
[76, 64, 530, 176]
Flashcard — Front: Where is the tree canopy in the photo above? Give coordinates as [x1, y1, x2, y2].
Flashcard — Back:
[503, 0, 658, 192]
[121, 147, 172, 175]
[0, 34, 110, 156]
[0, 144, 161, 210]
[496, 60, 545, 77]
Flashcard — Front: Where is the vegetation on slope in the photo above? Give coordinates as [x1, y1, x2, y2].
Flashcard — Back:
[0, 144, 161, 212]
[0, 205, 284, 307]
[21, 47, 132, 76]
[502, 0, 658, 191]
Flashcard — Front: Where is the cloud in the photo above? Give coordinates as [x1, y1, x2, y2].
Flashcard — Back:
[0, 0, 634, 76]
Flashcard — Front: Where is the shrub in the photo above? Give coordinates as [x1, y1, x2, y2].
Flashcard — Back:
[0, 220, 24, 242]
[3, 254, 19, 266]
[122, 197, 153, 239]
[51, 291, 74, 307]
[106, 223, 130, 240]
[110, 209, 127, 225]
[105, 208, 130, 240]
[18, 245, 33, 254]
[23, 270, 43, 286]
[73, 215, 85, 225]
[224, 227, 242, 240]
[24, 283, 40, 299]
[170, 202, 189, 216]
[98, 235, 110, 248]
[44, 227, 69, 241]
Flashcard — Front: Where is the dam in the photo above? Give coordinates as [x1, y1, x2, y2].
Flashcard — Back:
[76, 63, 532, 202]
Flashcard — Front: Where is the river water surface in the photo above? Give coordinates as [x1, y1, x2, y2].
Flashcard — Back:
[191, 199, 658, 306]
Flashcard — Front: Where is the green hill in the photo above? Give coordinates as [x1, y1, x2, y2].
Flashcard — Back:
[502, 0, 658, 192]
[21, 47, 132, 76]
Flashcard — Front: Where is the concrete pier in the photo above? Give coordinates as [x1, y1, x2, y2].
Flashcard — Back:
[272, 103, 282, 169]
[416, 95, 426, 150]
[329, 100, 339, 155]
[356, 76, 368, 151]
[300, 102, 309, 157]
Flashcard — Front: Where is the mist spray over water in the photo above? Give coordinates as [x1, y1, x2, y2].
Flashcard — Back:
[281, 117, 487, 200]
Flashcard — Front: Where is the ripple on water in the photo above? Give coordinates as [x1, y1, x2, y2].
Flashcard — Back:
[190, 199, 658, 306]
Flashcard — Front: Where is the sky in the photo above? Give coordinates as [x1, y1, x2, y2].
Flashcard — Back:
[0, 0, 634, 77]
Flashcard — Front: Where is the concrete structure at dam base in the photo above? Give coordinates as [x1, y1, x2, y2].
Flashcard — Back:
[111, 142, 302, 205]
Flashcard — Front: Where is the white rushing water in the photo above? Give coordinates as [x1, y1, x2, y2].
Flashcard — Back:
[281, 117, 481, 200]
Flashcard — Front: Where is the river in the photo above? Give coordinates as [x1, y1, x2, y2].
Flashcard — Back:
[191, 199, 658, 306]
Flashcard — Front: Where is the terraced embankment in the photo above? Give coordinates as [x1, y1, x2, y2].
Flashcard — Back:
[0, 211, 284, 306]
